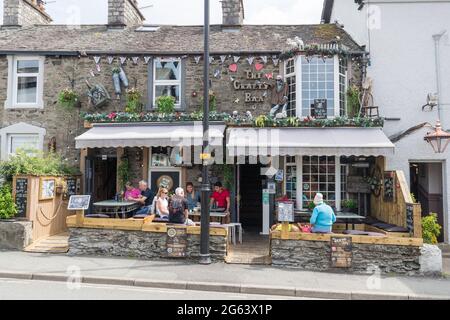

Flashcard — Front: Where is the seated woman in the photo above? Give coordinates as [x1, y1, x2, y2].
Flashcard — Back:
[155, 187, 170, 220]
[124, 182, 140, 201]
[310, 193, 336, 233]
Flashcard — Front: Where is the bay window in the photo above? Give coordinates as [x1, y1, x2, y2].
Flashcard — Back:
[5, 56, 44, 109]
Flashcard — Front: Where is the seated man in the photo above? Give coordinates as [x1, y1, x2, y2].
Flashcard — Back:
[310, 193, 336, 233]
[210, 181, 231, 224]
[169, 188, 195, 226]
[130, 180, 155, 217]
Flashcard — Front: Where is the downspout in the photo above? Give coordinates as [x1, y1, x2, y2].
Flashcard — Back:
[433, 30, 446, 124]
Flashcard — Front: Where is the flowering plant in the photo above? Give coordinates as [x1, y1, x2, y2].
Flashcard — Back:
[58, 88, 80, 110]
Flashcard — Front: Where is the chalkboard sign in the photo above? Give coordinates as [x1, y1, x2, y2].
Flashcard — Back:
[406, 204, 414, 234]
[347, 176, 371, 194]
[383, 171, 395, 202]
[166, 225, 188, 258]
[312, 99, 327, 119]
[14, 178, 28, 217]
[66, 178, 78, 197]
[330, 237, 352, 268]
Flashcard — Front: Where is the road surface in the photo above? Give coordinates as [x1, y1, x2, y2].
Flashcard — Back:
[0, 278, 317, 300]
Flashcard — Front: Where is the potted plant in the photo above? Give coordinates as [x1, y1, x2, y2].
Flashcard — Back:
[156, 95, 176, 114]
[422, 213, 442, 244]
[341, 199, 358, 213]
[307, 201, 316, 212]
[125, 87, 143, 113]
[58, 88, 81, 110]
[346, 85, 360, 118]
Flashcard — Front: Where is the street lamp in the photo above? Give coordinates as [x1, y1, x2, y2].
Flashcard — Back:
[424, 120, 450, 153]
[199, 0, 211, 265]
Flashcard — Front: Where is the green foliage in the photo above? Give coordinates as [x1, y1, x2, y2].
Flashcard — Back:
[58, 88, 80, 110]
[346, 85, 360, 117]
[125, 87, 143, 113]
[307, 201, 316, 211]
[156, 95, 176, 114]
[410, 193, 417, 203]
[117, 157, 131, 191]
[112, 66, 121, 74]
[0, 150, 78, 183]
[221, 165, 234, 190]
[0, 184, 17, 219]
[341, 199, 357, 209]
[422, 213, 442, 244]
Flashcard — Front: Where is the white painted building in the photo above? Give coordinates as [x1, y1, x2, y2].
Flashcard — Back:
[322, 0, 450, 243]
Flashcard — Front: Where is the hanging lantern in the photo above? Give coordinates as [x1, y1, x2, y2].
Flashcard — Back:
[424, 120, 450, 153]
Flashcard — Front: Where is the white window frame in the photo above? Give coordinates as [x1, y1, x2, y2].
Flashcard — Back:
[295, 155, 341, 212]
[0, 122, 46, 160]
[284, 58, 297, 117]
[8, 134, 40, 155]
[295, 55, 341, 118]
[5, 56, 45, 109]
[153, 58, 182, 108]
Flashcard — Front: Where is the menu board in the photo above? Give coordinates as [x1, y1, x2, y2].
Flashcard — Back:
[312, 99, 327, 119]
[406, 204, 414, 234]
[383, 171, 395, 201]
[277, 202, 294, 222]
[14, 178, 28, 217]
[66, 178, 78, 197]
[330, 237, 352, 268]
[347, 176, 371, 194]
[166, 225, 188, 258]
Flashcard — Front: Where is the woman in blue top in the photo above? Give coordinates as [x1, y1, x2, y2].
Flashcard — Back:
[310, 193, 336, 233]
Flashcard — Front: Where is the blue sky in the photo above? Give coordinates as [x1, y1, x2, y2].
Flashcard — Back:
[0, 0, 324, 25]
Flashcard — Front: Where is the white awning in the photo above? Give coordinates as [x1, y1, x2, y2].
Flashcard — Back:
[226, 127, 395, 157]
[75, 123, 225, 149]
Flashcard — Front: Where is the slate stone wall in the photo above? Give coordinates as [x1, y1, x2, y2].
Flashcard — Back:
[108, 0, 143, 27]
[68, 227, 227, 262]
[271, 239, 422, 275]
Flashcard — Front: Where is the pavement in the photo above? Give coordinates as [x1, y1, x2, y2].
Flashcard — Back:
[0, 250, 449, 300]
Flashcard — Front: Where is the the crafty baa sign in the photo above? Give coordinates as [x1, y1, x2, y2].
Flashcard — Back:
[233, 70, 270, 103]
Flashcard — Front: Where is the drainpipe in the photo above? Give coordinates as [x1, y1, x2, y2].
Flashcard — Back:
[433, 30, 446, 124]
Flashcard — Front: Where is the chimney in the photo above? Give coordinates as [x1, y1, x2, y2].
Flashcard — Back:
[3, 0, 52, 27]
[221, 0, 244, 27]
[108, 0, 145, 28]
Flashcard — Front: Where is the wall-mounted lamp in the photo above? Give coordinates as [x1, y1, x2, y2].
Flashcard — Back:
[424, 120, 450, 153]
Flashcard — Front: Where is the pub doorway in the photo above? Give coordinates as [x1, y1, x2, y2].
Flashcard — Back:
[410, 162, 445, 242]
[85, 149, 117, 213]
[227, 163, 271, 265]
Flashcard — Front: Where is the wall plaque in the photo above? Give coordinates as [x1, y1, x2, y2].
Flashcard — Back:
[330, 236, 352, 268]
[166, 225, 188, 258]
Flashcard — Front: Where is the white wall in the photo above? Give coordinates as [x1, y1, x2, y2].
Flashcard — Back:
[330, 0, 450, 242]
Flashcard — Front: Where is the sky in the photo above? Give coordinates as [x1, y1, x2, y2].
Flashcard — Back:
[0, 0, 324, 25]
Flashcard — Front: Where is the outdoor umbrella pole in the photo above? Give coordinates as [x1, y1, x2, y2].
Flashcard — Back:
[199, 0, 211, 265]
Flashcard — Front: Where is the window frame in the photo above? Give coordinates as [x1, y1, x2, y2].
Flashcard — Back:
[284, 58, 298, 117]
[293, 55, 344, 119]
[0, 122, 46, 160]
[152, 58, 182, 109]
[5, 56, 45, 109]
[7, 133, 40, 156]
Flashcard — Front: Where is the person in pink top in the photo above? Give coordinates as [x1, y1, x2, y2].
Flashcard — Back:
[124, 182, 140, 201]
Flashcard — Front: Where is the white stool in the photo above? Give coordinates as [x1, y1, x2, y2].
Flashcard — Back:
[227, 223, 243, 244]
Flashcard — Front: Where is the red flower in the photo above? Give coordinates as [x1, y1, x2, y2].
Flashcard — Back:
[107, 112, 117, 120]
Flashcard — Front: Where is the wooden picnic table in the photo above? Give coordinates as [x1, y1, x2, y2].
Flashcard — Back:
[93, 200, 140, 219]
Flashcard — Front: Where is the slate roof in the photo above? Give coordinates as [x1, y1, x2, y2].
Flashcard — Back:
[0, 23, 363, 55]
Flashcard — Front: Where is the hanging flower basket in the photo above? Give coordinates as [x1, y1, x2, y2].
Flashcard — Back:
[58, 88, 81, 110]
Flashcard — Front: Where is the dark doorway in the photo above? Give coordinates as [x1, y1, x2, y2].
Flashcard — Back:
[410, 162, 444, 242]
[238, 164, 263, 231]
[86, 154, 117, 206]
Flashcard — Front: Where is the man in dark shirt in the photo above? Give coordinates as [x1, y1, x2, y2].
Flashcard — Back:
[132, 180, 155, 216]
